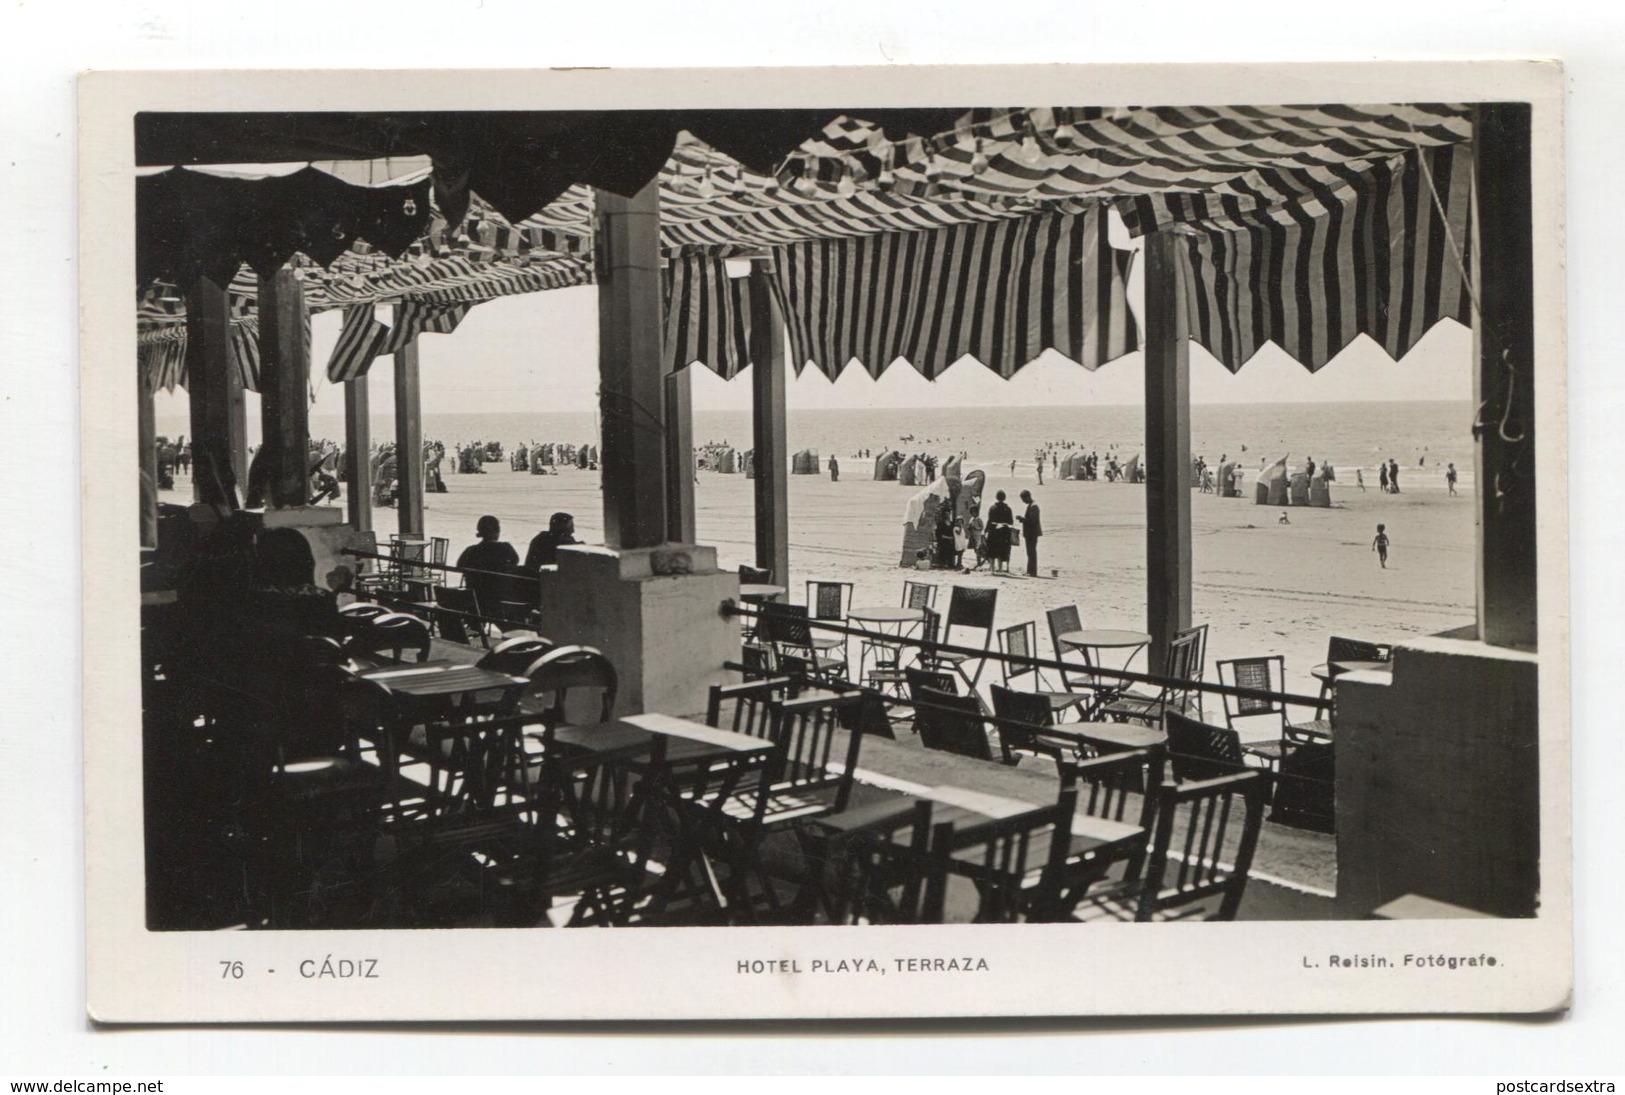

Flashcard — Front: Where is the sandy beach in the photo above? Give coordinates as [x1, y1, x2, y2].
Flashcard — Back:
[214, 457, 1476, 701]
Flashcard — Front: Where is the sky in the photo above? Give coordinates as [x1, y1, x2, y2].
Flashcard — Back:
[153, 222, 1473, 427]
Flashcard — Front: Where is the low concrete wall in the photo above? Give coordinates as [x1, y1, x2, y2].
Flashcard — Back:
[536, 543, 737, 720]
[1335, 637, 1540, 918]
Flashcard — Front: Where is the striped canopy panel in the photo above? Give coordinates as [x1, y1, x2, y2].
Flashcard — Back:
[767, 205, 1136, 379]
[137, 103, 1478, 387]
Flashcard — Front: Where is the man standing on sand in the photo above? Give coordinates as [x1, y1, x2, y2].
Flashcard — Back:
[829, 455, 840, 482]
[1446, 463, 1458, 496]
[1018, 489, 1043, 577]
[1388, 458, 1401, 493]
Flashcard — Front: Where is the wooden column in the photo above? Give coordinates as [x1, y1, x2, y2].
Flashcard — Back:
[1471, 104, 1538, 650]
[183, 274, 240, 508]
[227, 366, 247, 488]
[1143, 229, 1193, 672]
[256, 267, 311, 508]
[344, 377, 373, 533]
[749, 264, 790, 587]
[138, 368, 158, 549]
[393, 332, 424, 539]
[665, 365, 696, 543]
[594, 182, 668, 549]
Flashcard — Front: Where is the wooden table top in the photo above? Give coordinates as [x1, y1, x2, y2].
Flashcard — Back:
[553, 712, 776, 764]
[359, 661, 526, 698]
[739, 584, 786, 600]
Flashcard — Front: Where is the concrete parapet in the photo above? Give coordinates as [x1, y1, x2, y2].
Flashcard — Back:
[1334, 636, 1540, 918]
[535, 543, 736, 720]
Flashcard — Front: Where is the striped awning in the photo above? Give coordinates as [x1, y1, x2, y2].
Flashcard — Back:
[137, 103, 1479, 385]
[137, 319, 263, 393]
[768, 204, 1136, 379]
[1172, 145, 1474, 371]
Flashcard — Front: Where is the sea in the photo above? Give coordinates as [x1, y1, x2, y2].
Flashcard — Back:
[158, 399, 1477, 485]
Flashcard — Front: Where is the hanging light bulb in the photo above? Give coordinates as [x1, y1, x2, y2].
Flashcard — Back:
[402, 196, 417, 216]
[696, 168, 717, 199]
[836, 167, 857, 198]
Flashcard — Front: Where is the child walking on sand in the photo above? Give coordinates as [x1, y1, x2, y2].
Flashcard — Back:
[1373, 523, 1390, 568]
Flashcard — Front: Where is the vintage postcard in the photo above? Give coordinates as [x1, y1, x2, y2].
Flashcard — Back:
[81, 61, 1570, 1021]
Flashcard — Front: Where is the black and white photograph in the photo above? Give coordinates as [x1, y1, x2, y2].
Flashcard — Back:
[79, 62, 1569, 1022]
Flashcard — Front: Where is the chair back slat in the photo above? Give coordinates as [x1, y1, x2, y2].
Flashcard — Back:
[523, 645, 618, 727]
[902, 580, 938, 611]
[914, 686, 994, 762]
[1164, 710, 1248, 782]
[935, 789, 1075, 923]
[1216, 654, 1286, 725]
[824, 800, 944, 924]
[946, 585, 998, 630]
[807, 581, 851, 622]
[989, 683, 1058, 766]
[1327, 636, 1388, 664]
[1046, 604, 1083, 645]
[1136, 770, 1267, 921]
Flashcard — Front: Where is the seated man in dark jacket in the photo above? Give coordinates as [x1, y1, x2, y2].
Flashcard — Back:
[524, 512, 579, 571]
[457, 515, 520, 614]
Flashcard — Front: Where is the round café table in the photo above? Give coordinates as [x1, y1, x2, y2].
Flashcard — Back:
[849, 605, 927, 685]
[1055, 628, 1152, 674]
[738, 583, 786, 603]
[1310, 660, 1391, 683]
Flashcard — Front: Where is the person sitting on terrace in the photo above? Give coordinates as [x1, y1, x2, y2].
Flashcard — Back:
[458, 515, 520, 612]
[524, 511, 579, 570]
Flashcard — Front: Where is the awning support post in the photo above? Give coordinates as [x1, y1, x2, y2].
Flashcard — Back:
[665, 365, 696, 543]
[749, 264, 790, 588]
[256, 266, 311, 508]
[183, 274, 241, 508]
[393, 330, 424, 539]
[1471, 103, 1538, 650]
[1144, 228, 1193, 672]
[595, 181, 668, 549]
[344, 377, 372, 533]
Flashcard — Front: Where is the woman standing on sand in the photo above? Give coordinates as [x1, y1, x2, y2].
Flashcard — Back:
[986, 490, 1015, 574]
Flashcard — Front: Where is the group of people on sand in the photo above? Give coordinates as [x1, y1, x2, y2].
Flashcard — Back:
[919, 488, 1045, 577]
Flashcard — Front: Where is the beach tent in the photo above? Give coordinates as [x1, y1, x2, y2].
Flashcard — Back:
[1122, 454, 1142, 483]
[1218, 461, 1243, 498]
[743, 448, 756, 479]
[940, 454, 963, 487]
[874, 451, 903, 481]
[1289, 472, 1311, 506]
[898, 476, 954, 567]
[1310, 464, 1333, 507]
[898, 456, 920, 486]
[791, 449, 820, 475]
[718, 448, 740, 474]
[953, 469, 987, 524]
[1256, 456, 1290, 505]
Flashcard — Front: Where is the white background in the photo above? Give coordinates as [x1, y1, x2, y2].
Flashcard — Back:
[3, 0, 1619, 1075]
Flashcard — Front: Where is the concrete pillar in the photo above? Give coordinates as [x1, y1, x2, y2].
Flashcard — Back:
[392, 332, 424, 539]
[256, 267, 311, 508]
[749, 264, 790, 587]
[1471, 104, 1538, 650]
[344, 377, 372, 533]
[184, 275, 240, 508]
[595, 182, 668, 549]
[665, 365, 696, 543]
[1143, 229, 1193, 671]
